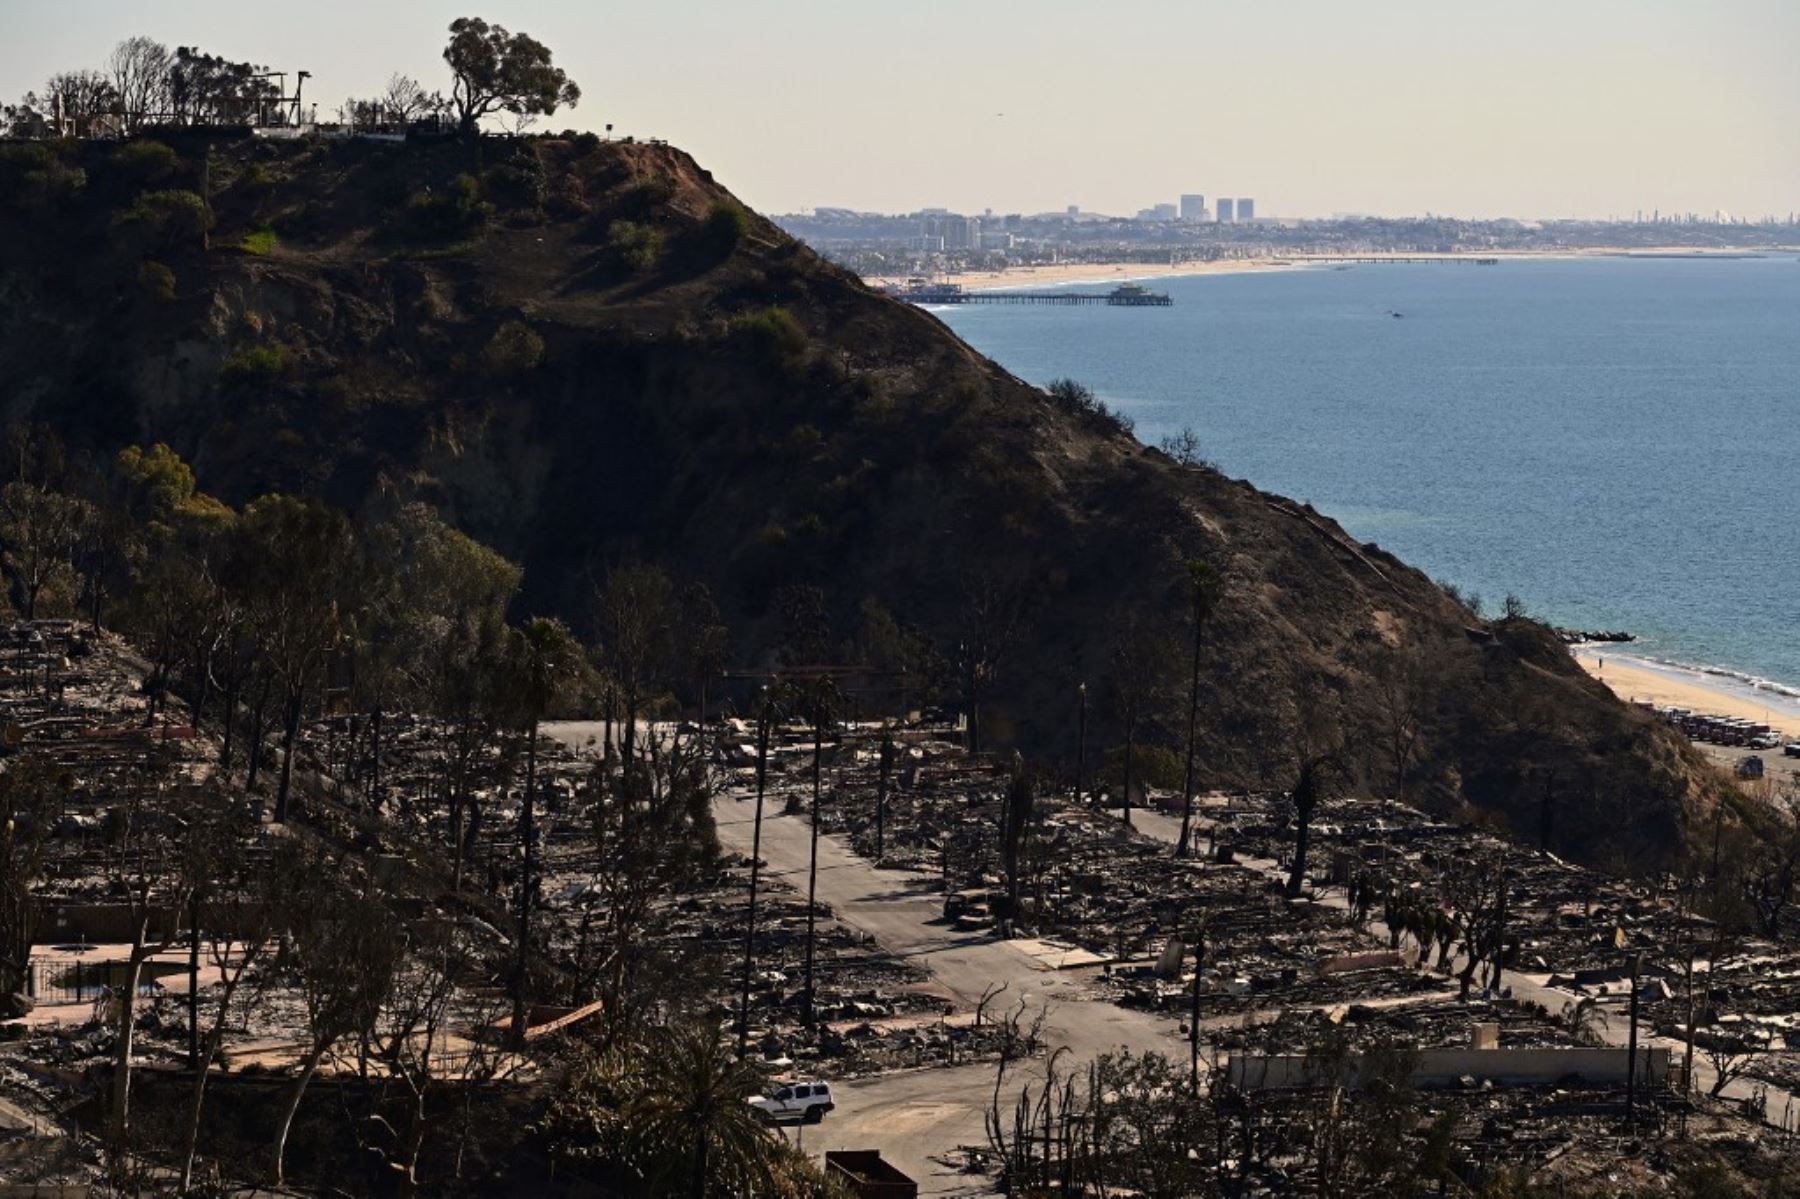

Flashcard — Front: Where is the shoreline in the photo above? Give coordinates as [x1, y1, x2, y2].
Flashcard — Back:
[1572, 648, 1800, 740]
[865, 246, 1798, 294]
[866, 258, 1299, 293]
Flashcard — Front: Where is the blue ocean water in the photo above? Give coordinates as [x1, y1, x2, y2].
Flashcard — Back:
[937, 257, 1800, 694]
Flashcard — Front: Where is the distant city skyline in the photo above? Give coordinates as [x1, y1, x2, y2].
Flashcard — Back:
[4, 0, 1797, 220]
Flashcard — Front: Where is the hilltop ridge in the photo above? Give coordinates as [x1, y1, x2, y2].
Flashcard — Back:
[0, 131, 1722, 868]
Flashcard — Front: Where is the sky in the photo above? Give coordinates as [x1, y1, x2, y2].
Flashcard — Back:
[5, 0, 1798, 221]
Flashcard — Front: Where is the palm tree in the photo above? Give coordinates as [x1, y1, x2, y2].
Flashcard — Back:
[630, 1023, 780, 1198]
[1563, 997, 1611, 1046]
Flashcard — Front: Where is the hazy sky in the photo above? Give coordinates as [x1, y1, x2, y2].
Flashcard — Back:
[6, 0, 1798, 220]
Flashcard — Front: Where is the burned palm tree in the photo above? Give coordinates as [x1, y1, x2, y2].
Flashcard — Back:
[1175, 560, 1222, 859]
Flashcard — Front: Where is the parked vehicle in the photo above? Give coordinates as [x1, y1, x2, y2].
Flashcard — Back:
[750, 1080, 835, 1124]
[1784, 742, 1800, 759]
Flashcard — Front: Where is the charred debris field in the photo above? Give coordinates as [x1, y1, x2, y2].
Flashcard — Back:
[0, 127, 1796, 1196]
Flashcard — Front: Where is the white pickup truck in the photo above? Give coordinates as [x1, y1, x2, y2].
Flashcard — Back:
[749, 1080, 835, 1124]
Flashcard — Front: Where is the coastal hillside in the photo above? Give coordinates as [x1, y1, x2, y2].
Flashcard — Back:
[0, 132, 1720, 867]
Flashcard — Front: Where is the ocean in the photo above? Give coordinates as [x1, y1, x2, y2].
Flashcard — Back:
[936, 256, 1800, 702]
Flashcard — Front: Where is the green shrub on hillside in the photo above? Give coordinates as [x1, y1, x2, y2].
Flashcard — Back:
[482, 321, 545, 375]
[689, 201, 749, 266]
[403, 173, 492, 241]
[240, 227, 278, 255]
[234, 161, 274, 195]
[219, 343, 291, 384]
[607, 220, 663, 273]
[0, 144, 87, 211]
[614, 178, 673, 221]
[485, 154, 547, 211]
[111, 140, 180, 187]
[112, 189, 211, 252]
[136, 261, 177, 302]
[728, 306, 808, 370]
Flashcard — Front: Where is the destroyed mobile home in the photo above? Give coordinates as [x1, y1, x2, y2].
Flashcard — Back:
[0, 614, 1796, 1194]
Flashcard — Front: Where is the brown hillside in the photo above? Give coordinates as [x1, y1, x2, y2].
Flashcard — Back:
[0, 131, 1721, 869]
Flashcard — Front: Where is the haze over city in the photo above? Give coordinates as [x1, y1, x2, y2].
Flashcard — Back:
[4, 0, 1797, 220]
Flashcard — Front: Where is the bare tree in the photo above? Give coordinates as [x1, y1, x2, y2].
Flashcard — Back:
[1107, 618, 1174, 829]
[593, 562, 674, 773]
[0, 760, 62, 1008]
[178, 809, 280, 1190]
[42, 70, 120, 136]
[1283, 688, 1349, 898]
[956, 569, 1024, 755]
[382, 73, 442, 123]
[108, 37, 172, 129]
[1366, 641, 1434, 805]
[269, 871, 401, 1185]
[103, 776, 195, 1143]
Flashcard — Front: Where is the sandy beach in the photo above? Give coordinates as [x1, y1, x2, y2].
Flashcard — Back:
[864, 246, 1796, 295]
[867, 258, 1299, 292]
[1573, 648, 1800, 740]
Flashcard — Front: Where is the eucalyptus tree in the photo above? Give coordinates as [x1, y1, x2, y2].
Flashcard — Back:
[442, 17, 581, 138]
[235, 496, 357, 823]
[506, 615, 590, 1045]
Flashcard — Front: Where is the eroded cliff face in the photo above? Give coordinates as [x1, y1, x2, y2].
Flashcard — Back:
[0, 132, 1719, 868]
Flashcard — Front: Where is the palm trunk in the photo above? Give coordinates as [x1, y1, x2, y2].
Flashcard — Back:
[690, 1130, 708, 1199]
[1177, 606, 1204, 857]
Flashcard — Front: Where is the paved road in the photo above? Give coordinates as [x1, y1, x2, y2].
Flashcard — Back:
[543, 726, 1800, 1186]
[708, 784, 1185, 1194]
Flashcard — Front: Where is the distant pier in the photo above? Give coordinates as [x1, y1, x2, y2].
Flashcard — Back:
[888, 281, 1173, 307]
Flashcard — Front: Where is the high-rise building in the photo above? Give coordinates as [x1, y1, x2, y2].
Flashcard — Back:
[1180, 193, 1206, 221]
[1216, 198, 1235, 223]
[926, 215, 980, 250]
[1152, 202, 1178, 221]
[1237, 198, 1255, 221]
[1066, 204, 1080, 218]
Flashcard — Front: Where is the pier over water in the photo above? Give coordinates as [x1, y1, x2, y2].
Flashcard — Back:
[886, 281, 1173, 307]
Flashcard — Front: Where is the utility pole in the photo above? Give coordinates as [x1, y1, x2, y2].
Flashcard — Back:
[1074, 682, 1087, 805]
[802, 688, 824, 1031]
[1189, 932, 1205, 1089]
[875, 729, 894, 864]
[187, 892, 200, 1070]
[1626, 949, 1642, 1119]
[736, 689, 773, 1059]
